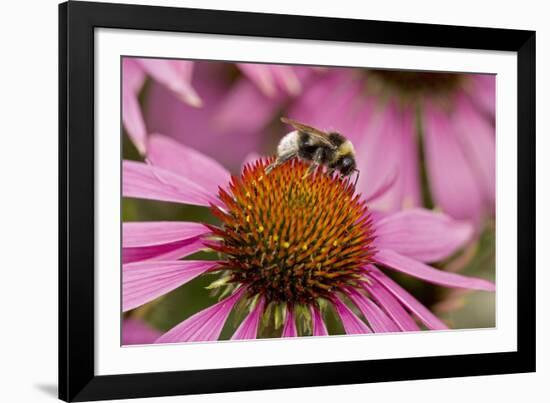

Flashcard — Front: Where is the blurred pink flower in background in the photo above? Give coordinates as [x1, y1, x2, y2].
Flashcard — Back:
[123, 58, 315, 170]
[122, 136, 494, 343]
[122, 58, 201, 154]
[289, 69, 495, 224]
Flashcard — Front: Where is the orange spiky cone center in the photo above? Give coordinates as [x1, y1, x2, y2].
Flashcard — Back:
[208, 159, 376, 306]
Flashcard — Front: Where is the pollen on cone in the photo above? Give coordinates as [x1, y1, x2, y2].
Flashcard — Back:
[210, 158, 376, 305]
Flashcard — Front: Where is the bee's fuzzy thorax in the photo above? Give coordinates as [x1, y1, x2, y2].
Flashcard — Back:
[334, 140, 355, 159]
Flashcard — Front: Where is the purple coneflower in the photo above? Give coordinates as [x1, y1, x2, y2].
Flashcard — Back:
[122, 135, 494, 343]
[289, 69, 495, 224]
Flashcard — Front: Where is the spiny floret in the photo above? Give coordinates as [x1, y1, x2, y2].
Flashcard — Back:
[209, 158, 376, 305]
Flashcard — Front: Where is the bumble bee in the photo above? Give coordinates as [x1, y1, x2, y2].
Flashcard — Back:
[266, 117, 360, 185]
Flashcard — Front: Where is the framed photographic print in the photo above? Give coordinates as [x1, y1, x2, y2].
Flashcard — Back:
[59, 1, 536, 401]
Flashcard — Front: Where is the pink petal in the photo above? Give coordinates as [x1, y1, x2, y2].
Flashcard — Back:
[137, 59, 202, 107]
[237, 63, 277, 97]
[123, 260, 218, 312]
[122, 59, 147, 154]
[122, 237, 205, 264]
[310, 305, 328, 336]
[241, 152, 262, 171]
[374, 249, 496, 291]
[122, 318, 161, 345]
[170, 59, 194, 82]
[423, 104, 484, 222]
[369, 268, 448, 330]
[355, 104, 420, 212]
[450, 96, 495, 211]
[213, 78, 283, 136]
[469, 74, 496, 117]
[122, 221, 209, 264]
[282, 306, 297, 337]
[143, 62, 265, 170]
[363, 167, 399, 204]
[122, 91, 147, 155]
[332, 296, 372, 334]
[123, 58, 146, 92]
[294, 75, 368, 140]
[363, 276, 420, 331]
[123, 221, 209, 247]
[156, 288, 245, 343]
[288, 70, 361, 134]
[147, 134, 230, 196]
[374, 209, 473, 263]
[398, 109, 422, 209]
[271, 65, 302, 95]
[122, 160, 217, 206]
[231, 297, 265, 340]
[345, 287, 399, 333]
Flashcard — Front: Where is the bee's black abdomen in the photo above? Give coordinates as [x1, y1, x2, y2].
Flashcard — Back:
[298, 131, 312, 147]
[297, 131, 335, 163]
[297, 131, 316, 159]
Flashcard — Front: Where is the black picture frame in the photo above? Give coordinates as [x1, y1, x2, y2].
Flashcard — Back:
[59, 1, 536, 401]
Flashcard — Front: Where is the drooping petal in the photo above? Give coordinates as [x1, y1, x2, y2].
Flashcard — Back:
[363, 276, 420, 331]
[143, 62, 266, 171]
[332, 296, 372, 334]
[289, 70, 368, 142]
[363, 167, 398, 204]
[156, 288, 245, 343]
[369, 268, 448, 330]
[236, 63, 277, 97]
[282, 306, 297, 337]
[374, 249, 495, 291]
[213, 78, 283, 136]
[137, 59, 202, 107]
[398, 109, 422, 209]
[355, 103, 420, 212]
[287, 74, 330, 120]
[374, 209, 473, 263]
[271, 65, 302, 95]
[147, 134, 230, 195]
[123, 58, 146, 92]
[123, 260, 218, 312]
[450, 96, 496, 211]
[423, 103, 484, 222]
[122, 318, 161, 345]
[345, 287, 399, 333]
[122, 58, 147, 154]
[310, 305, 328, 336]
[122, 160, 217, 206]
[169, 59, 194, 82]
[122, 237, 205, 264]
[122, 91, 148, 155]
[468, 74, 496, 118]
[231, 297, 265, 340]
[123, 221, 209, 247]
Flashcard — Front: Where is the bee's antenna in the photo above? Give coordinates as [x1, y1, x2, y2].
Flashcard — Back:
[353, 169, 360, 188]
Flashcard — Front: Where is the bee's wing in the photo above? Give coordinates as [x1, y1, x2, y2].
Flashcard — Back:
[280, 117, 336, 149]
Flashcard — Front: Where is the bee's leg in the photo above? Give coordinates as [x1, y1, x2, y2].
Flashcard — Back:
[303, 163, 317, 179]
[303, 148, 326, 179]
[352, 169, 360, 188]
[265, 152, 295, 174]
